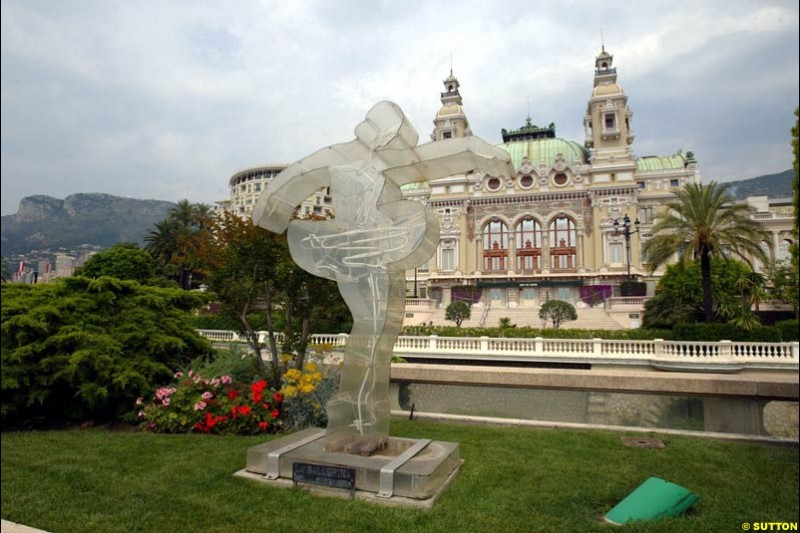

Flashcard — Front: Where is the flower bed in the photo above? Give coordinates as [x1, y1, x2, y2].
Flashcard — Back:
[139, 370, 283, 435]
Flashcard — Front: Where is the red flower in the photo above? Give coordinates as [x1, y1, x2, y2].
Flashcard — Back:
[270, 409, 280, 419]
[262, 403, 271, 410]
[227, 389, 239, 400]
[259, 421, 269, 430]
[231, 405, 251, 419]
[273, 391, 284, 403]
[251, 380, 268, 403]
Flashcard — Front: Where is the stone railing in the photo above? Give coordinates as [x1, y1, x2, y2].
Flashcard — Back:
[604, 297, 650, 308]
[196, 330, 799, 371]
[404, 298, 437, 309]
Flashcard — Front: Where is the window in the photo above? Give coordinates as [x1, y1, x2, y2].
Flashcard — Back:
[556, 287, 572, 302]
[520, 175, 534, 188]
[553, 173, 568, 186]
[625, 117, 630, 130]
[608, 243, 624, 264]
[549, 217, 577, 270]
[522, 288, 536, 303]
[670, 179, 680, 187]
[441, 249, 456, 271]
[487, 177, 502, 191]
[313, 206, 322, 214]
[483, 220, 509, 271]
[637, 181, 645, 190]
[515, 218, 542, 271]
[443, 131, 453, 139]
[638, 207, 653, 223]
[604, 114, 616, 130]
[316, 196, 321, 205]
[418, 261, 429, 272]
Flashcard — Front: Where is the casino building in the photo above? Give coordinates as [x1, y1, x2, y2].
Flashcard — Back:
[402, 47, 703, 316]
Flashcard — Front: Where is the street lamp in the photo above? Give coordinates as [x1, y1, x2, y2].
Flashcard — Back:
[613, 214, 641, 282]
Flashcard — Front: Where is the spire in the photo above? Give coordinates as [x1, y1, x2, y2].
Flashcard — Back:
[594, 44, 617, 87]
[432, 66, 472, 141]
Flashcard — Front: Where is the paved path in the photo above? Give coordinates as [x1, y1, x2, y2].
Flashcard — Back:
[1, 519, 50, 533]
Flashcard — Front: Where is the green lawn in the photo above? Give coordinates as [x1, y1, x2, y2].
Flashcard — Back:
[2, 419, 798, 533]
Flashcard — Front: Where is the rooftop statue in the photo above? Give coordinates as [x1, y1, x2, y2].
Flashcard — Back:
[253, 101, 513, 454]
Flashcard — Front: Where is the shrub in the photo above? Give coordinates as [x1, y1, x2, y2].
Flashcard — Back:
[140, 370, 283, 435]
[445, 301, 471, 327]
[539, 300, 577, 329]
[1, 277, 211, 427]
[671, 323, 782, 342]
[775, 320, 799, 342]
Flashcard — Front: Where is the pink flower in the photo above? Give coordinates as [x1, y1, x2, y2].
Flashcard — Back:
[193, 401, 207, 411]
[210, 378, 221, 387]
[202, 391, 213, 400]
[174, 371, 184, 379]
[221, 375, 232, 385]
[138, 410, 145, 417]
[162, 398, 171, 407]
[135, 397, 143, 405]
[188, 370, 194, 377]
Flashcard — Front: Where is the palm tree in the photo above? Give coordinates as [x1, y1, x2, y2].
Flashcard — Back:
[642, 182, 772, 322]
[145, 200, 214, 288]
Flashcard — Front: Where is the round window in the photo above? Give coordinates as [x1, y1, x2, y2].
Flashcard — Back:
[553, 173, 568, 186]
[487, 177, 502, 191]
[520, 175, 534, 188]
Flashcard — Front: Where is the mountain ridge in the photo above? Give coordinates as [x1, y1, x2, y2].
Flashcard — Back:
[2, 193, 176, 257]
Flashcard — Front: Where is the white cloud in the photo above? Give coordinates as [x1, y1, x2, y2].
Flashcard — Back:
[1, 0, 798, 215]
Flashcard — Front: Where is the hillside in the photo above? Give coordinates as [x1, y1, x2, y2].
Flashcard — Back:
[1, 193, 175, 256]
[724, 169, 793, 200]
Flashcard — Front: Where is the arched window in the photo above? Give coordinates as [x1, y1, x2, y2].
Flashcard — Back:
[515, 218, 542, 271]
[483, 220, 509, 271]
[549, 217, 577, 270]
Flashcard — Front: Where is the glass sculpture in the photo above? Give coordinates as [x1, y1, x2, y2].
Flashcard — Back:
[253, 101, 513, 454]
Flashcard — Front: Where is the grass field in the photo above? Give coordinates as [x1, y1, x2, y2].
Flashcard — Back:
[2, 419, 797, 533]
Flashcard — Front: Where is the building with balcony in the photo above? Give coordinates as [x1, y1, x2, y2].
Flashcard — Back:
[224, 163, 332, 219]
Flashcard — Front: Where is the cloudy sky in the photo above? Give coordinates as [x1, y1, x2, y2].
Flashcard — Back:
[1, 0, 798, 215]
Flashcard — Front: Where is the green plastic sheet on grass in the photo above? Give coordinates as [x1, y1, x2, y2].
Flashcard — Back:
[605, 476, 699, 525]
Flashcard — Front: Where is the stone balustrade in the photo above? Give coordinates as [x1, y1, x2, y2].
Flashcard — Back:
[196, 330, 799, 371]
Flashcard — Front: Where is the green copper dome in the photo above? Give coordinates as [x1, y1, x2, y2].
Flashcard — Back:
[636, 154, 687, 172]
[497, 137, 589, 171]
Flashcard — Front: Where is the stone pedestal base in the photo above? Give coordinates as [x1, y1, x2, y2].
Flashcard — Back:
[238, 428, 462, 508]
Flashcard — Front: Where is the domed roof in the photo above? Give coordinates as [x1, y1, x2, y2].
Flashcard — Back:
[592, 83, 624, 97]
[436, 104, 464, 117]
[497, 137, 588, 170]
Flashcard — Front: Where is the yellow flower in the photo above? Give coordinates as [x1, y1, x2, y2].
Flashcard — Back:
[300, 383, 315, 394]
[312, 372, 323, 382]
[284, 369, 302, 382]
[280, 354, 293, 364]
[304, 362, 318, 373]
[282, 385, 298, 398]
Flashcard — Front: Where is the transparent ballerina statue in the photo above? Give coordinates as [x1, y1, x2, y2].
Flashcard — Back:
[252, 101, 513, 455]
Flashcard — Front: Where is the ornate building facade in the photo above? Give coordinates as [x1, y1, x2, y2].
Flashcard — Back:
[403, 48, 793, 313]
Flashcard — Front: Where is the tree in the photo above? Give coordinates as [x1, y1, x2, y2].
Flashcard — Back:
[445, 301, 471, 327]
[792, 108, 798, 271]
[642, 259, 761, 329]
[1, 277, 211, 427]
[190, 212, 283, 377]
[539, 300, 577, 329]
[79, 243, 154, 282]
[145, 200, 213, 289]
[642, 182, 771, 323]
[768, 260, 800, 317]
[189, 212, 351, 379]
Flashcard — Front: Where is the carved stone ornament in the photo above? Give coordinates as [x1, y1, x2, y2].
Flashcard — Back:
[554, 153, 567, 172]
[517, 157, 535, 176]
